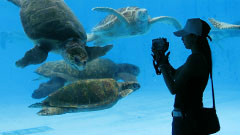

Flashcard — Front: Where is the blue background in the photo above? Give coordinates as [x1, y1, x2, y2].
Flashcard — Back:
[0, 0, 239, 134]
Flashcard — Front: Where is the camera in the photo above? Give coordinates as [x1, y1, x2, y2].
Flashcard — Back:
[152, 37, 169, 54]
[151, 37, 169, 75]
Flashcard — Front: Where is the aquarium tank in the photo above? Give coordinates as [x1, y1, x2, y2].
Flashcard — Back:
[0, 0, 239, 134]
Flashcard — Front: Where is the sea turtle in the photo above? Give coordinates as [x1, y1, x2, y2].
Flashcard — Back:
[87, 6, 182, 45]
[32, 58, 140, 99]
[29, 78, 140, 116]
[209, 18, 240, 41]
[8, 0, 112, 69]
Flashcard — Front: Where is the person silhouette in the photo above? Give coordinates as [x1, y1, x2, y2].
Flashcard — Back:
[154, 18, 213, 135]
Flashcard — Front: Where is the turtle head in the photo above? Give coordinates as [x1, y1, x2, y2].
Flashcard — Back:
[118, 81, 140, 98]
[63, 39, 88, 70]
[120, 81, 140, 92]
[136, 8, 148, 22]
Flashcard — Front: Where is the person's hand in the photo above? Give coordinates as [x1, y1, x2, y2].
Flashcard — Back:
[158, 52, 170, 66]
[152, 53, 161, 75]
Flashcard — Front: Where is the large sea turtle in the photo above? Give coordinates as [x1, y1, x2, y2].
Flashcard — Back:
[32, 58, 140, 99]
[29, 78, 140, 116]
[8, 0, 112, 69]
[209, 18, 240, 41]
[87, 6, 182, 45]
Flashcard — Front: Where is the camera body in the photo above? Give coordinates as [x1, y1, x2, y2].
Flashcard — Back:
[152, 37, 169, 54]
[151, 37, 169, 75]
[152, 37, 169, 61]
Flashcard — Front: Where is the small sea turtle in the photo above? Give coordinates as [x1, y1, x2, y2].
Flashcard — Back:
[8, 0, 112, 69]
[29, 78, 140, 116]
[87, 6, 182, 45]
[32, 58, 140, 99]
[208, 18, 240, 41]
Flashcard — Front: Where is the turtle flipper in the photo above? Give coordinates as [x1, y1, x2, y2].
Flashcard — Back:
[87, 33, 96, 42]
[16, 45, 50, 68]
[85, 44, 113, 61]
[7, 0, 22, 7]
[210, 29, 240, 41]
[149, 16, 182, 30]
[38, 107, 68, 116]
[116, 72, 137, 82]
[28, 102, 43, 108]
[92, 7, 129, 26]
[32, 77, 67, 99]
[209, 18, 240, 29]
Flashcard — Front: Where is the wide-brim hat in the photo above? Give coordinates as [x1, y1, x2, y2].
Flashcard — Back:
[174, 18, 211, 37]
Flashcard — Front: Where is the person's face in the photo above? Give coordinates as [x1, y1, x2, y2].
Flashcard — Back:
[181, 34, 197, 49]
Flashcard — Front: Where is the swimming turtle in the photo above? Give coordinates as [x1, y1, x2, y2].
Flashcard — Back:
[87, 6, 182, 45]
[8, 0, 112, 69]
[29, 78, 140, 116]
[208, 18, 240, 41]
[32, 58, 140, 99]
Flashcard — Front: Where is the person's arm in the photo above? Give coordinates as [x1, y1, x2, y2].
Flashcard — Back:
[159, 54, 204, 95]
[160, 64, 177, 95]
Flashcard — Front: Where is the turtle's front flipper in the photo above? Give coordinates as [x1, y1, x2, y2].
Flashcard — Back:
[29, 102, 43, 108]
[7, 0, 22, 7]
[87, 33, 96, 42]
[92, 7, 129, 26]
[85, 44, 113, 61]
[209, 18, 240, 30]
[16, 45, 51, 68]
[38, 107, 68, 116]
[150, 16, 182, 30]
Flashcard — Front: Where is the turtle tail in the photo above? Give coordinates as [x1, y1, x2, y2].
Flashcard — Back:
[7, 0, 22, 7]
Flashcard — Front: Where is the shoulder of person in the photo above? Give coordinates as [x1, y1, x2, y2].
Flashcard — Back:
[187, 53, 207, 64]
[185, 53, 208, 71]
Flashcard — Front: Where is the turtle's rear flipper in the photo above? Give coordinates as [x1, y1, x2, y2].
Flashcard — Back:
[7, 0, 22, 7]
[16, 45, 50, 68]
[85, 44, 113, 61]
[32, 77, 66, 99]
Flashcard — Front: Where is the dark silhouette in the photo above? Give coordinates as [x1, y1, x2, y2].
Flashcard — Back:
[152, 18, 213, 135]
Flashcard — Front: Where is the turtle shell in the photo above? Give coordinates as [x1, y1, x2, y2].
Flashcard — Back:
[42, 79, 119, 108]
[35, 58, 117, 81]
[82, 58, 117, 79]
[20, 0, 86, 42]
[35, 60, 81, 82]
[93, 7, 143, 32]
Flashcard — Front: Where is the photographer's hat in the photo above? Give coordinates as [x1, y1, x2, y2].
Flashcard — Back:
[174, 18, 211, 40]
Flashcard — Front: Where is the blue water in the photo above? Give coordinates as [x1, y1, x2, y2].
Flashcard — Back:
[0, 0, 239, 134]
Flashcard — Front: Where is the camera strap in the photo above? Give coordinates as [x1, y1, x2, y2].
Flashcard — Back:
[210, 69, 216, 109]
